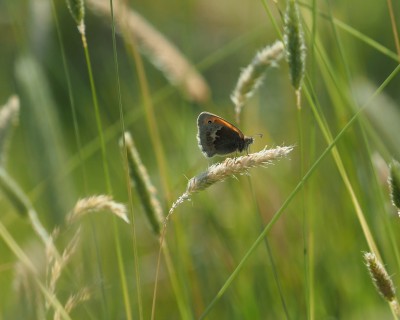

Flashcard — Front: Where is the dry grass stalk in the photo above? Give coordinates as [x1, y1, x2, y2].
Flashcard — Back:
[167, 145, 293, 219]
[67, 195, 130, 224]
[87, 0, 210, 103]
[121, 132, 163, 235]
[231, 41, 285, 122]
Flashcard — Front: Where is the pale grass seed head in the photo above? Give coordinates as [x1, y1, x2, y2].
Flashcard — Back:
[168, 145, 293, 220]
[87, 0, 210, 103]
[121, 132, 163, 235]
[231, 41, 285, 122]
[67, 195, 130, 224]
[364, 252, 396, 302]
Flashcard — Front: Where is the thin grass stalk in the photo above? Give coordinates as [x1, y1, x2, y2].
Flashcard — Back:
[386, 0, 400, 61]
[50, 4, 108, 313]
[303, 17, 391, 262]
[0, 167, 61, 259]
[308, 120, 318, 320]
[120, 138, 191, 318]
[260, 0, 282, 39]
[111, 219, 133, 320]
[108, 0, 144, 318]
[296, 102, 310, 319]
[115, 15, 195, 319]
[65, 0, 110, 193]
[303, 64, 400, 320]
[354, 102, 400, 273]
[151, 230, 193, 320]
[15, 56, 75, 223]
[50, 0, 88, 191]
[324, 0, 353, 102]
[47, 228, 81, 308]
[81, 45, 111, 193]
[308, 29, 400, 261]
[0, 167, 31, 217]
[304, 85, 382, 257]
[298, 3, 398, 62]
[199, 63, 400, 319]
[0, 168, 86, 318]
[125, 28, 172, 203]
[246, 177, 290, 318]
[66, 2, 132, 319]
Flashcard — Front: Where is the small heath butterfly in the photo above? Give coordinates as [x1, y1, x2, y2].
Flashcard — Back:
[197, 112, 254, 157]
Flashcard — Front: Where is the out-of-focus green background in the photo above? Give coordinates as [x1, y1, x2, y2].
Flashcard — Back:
[1, 0, 400, 318]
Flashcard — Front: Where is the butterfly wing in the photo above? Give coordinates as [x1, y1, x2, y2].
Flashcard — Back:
[197, 112, 244, 157]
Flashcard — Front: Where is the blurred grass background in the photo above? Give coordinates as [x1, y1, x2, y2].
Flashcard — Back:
[1, 0, 400, 319]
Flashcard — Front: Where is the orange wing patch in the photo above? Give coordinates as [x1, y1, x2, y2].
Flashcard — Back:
[209, 116, 244, 138]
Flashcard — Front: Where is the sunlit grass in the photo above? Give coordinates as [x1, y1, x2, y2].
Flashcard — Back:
[0, 0, 400, 319]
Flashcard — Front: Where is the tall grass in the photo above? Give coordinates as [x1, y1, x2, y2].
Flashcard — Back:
[0, 0, 400, 318]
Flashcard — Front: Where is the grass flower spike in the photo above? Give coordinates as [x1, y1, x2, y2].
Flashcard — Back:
[284, 0, 306, 107]
[67, 195, 130, 224]
[121, 132, 163, 235]
[231, 41, 285, 122]
[364, 252, 400, 315]
[168, 145, 293, 219]
[65, 0, 85, 33]
[389, 160, 400, 215]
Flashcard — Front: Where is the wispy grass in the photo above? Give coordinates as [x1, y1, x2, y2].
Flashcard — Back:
[67, 195, 130, 224]
[231, 41, 284, 122]
[168, 146, 293, 218]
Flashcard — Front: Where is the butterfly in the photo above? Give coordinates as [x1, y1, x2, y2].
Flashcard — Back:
[197, 112, 254, 157]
